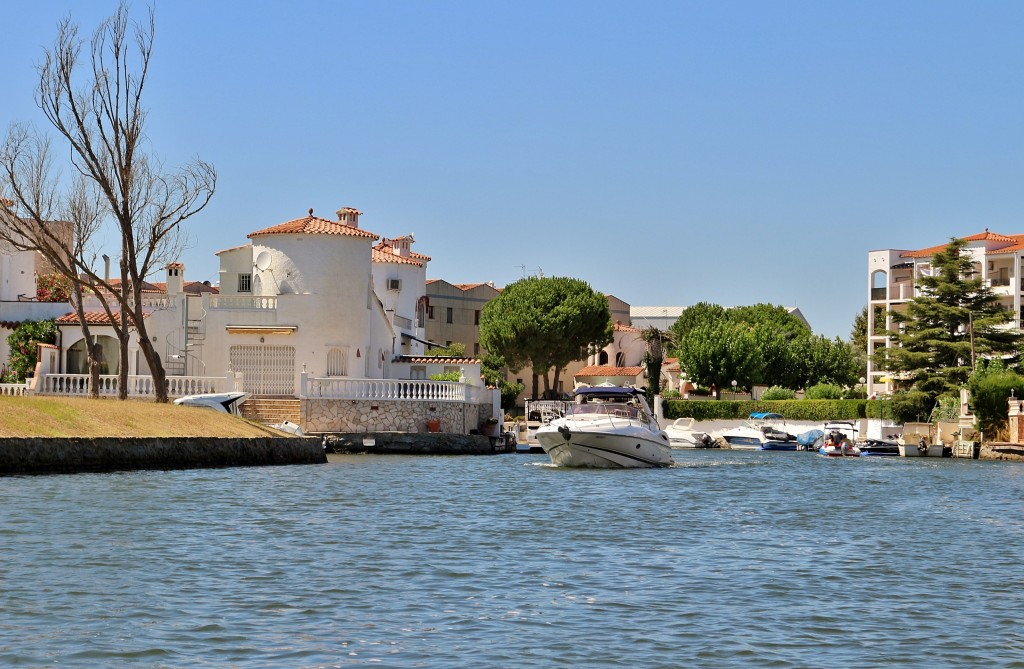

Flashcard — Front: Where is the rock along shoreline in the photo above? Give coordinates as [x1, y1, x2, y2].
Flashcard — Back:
[0, 436, 326, 475]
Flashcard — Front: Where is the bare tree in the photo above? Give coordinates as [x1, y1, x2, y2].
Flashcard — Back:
[0, 129, 118, 397]
[3, 3, 216, 402]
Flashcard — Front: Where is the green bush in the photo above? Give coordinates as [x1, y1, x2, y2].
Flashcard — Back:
[429, 371, 462, 382]
[4, 320, 57, 383]
[969, 368, 1024, 434]
[662, 399, 866, 422]
[760, 386, 796, 401]
[889, 391, 934, 424]
[804, 383, 844, 400]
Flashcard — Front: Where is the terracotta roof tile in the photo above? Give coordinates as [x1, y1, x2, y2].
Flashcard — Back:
[56, 310, 147, 325]
[371, 248, 424, 266]
[215, 243, 252, 256]
[575, 365, 644, 377]
[614, 321, 641, 333]
[248, 213, 380, 241]
[901, 230, 1024, 259]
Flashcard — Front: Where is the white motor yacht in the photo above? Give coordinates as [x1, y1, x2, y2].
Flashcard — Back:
[664, 417, 716, 449]
[173, 391, 251, 415]
[535, 386, 673, 468]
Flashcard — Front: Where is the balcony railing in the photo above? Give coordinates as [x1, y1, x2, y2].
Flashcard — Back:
[210, 296, 278, 310]
[302, 377, 486, 403]
[0, 382, 29, 397]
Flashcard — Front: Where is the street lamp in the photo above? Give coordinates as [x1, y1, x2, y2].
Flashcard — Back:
[731, 380, 737, 397]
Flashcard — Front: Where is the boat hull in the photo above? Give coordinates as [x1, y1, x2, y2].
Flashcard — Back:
[536, 426, 673, 468]
[757, 441, 799, 451]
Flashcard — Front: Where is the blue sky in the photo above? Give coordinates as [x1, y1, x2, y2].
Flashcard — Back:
[4, 1, 1024, 339]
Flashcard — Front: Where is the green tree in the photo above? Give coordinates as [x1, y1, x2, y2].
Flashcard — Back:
[479, 276, 612, 398]
[850, 305, 868, 378]
[881, 238, 1022, 398]
[640, 326, 670, 404]
[669, 302, 728, 343]
[674, 320, 762, 398]
[424, 342, 466, 357]
[480, 353, 525, 411]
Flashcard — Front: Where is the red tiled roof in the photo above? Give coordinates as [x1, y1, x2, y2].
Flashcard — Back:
[56, 310, 147, 325]
[371, 248, 425, 266]
[901, 230, 1024, 259]
[614, 321, 641, 333]
[248, 213, 380, 240]
[575, 365, 644, 377]
[215, 243, 252, 256]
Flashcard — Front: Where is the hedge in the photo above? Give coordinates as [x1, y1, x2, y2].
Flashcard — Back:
[662, 399, 868, 422]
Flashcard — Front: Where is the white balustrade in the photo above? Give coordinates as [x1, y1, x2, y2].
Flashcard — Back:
[304, 377, 475, 402]
[39, 374, 226, 398]
[210, 296, 278, 310]
[0, 383, 28, 397]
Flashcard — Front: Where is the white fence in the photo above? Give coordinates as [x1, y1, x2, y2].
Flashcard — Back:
[38, 374, 228, 398]
[302, 376, 488, 404]
[0, 383, 29, 397]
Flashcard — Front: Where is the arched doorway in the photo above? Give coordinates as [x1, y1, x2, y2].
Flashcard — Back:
[66, 335, 120, 375]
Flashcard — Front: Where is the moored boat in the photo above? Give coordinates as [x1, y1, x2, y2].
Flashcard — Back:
[535, 386, 672, 468]
[664, 417, 716, 449]
[818, 422, 860, 457]
[721, 413, 798, 450]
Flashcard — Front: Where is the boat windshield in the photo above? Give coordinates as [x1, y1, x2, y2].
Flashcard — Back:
[569, 402, 640, 420]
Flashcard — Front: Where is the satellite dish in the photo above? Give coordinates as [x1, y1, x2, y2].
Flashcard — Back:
[254, 251, 272, 271]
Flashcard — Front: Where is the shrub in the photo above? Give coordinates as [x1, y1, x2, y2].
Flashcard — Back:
[804, 383, 844, 400]
[889, 391, 934, 424]
[660, 389, 681, 398]
[760, 386, 796, 401]
[4, 320, 57, 382]
[35, 273, 71, 302]
[662, 399, 865, 422]
[969, 367, 1024, 434]
[429, 371, 462, 382]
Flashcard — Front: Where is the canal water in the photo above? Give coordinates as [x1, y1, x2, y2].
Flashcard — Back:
[2, 450, 1023, 667]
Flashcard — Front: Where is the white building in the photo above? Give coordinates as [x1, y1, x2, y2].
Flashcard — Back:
[53, 206, 482, 396]
[867, 229, 1024, 398]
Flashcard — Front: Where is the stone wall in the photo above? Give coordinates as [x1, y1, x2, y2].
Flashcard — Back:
[301, 398, 490, 434]
[0, 436, 325, 475]
[324, 432, 508, 455]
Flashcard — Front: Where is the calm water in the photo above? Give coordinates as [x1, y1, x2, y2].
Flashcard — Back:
[3, 450, 1024, 668]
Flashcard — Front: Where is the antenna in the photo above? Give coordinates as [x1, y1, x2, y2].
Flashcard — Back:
[254, 251, 272, 271]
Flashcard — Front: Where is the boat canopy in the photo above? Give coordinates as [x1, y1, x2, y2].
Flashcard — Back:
[749, 412, 784, 420]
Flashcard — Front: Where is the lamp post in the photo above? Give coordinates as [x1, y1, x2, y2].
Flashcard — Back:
[731, 380, 737, 398]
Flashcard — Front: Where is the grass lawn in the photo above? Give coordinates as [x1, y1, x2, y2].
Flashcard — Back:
[0, 396, 292, 438]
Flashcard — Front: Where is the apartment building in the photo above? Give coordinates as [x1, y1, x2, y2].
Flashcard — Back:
[867, 229, 1024, 398]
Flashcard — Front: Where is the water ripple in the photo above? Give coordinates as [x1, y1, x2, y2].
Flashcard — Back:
[2, 452, 1024, 666]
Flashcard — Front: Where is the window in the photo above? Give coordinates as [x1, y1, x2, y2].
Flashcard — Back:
[474, 310, 480, 325]
[238, 273, 252, 293]
[411, 366, 426, 380]
[446, 307, 453, 324]
[428, 306, 435, 320]
[326, 347, 349, 376]
[473, 342, 480, 356]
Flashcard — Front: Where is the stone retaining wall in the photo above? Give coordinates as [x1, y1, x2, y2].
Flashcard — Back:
[324, 432, 509, 455]
[0, 436, 326, 475]
[302, 399, 489, 434]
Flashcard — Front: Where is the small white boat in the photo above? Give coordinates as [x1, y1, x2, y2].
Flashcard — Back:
[664, 417, 716, 449]
[173, 391, 250, 415]
[536, 386, 672, 468]
[721, 413, 798, 451]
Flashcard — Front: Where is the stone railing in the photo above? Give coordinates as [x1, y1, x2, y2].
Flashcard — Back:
[302, 376, 486, 403]
[0, 382, 29, 397]
[210, 296, 277, 310]
[38, 374, 227, 398]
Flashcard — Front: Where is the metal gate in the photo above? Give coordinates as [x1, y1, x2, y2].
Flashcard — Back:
[229, 345, 296, 396]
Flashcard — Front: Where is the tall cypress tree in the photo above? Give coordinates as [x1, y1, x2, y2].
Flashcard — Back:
[881, 238, 1021, 397]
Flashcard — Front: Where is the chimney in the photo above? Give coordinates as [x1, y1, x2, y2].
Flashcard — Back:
[336, 207, 362, 227]
[103, 254, 110, 282]
[165, 262, 184, 296]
